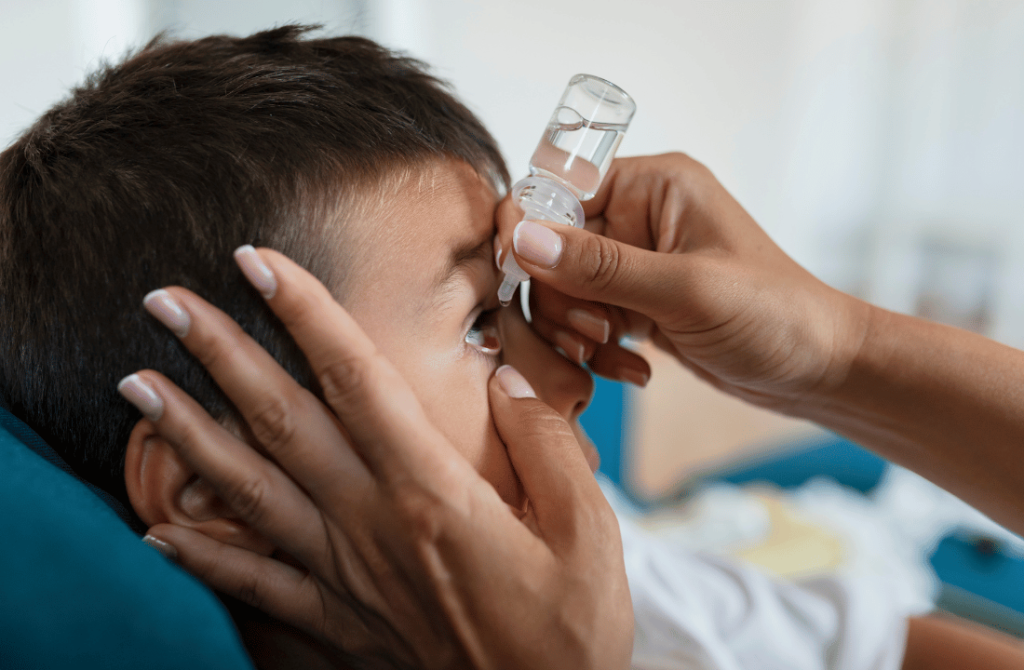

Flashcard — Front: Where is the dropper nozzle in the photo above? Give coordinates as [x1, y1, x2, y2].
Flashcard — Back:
[497, 277, 517, 307]
[498, 252, 531, 306]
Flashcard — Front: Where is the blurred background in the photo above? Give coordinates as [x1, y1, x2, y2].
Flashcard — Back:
[2, 0, 1023, 498]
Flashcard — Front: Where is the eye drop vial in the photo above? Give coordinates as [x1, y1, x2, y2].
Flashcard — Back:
[497, 74, 636, 306]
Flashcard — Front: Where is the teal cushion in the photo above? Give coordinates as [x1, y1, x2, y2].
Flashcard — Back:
[0, 423, 254, 669]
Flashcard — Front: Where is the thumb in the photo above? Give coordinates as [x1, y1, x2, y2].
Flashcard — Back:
[488, 365, 608, 545]
[510, 219, 686, 320]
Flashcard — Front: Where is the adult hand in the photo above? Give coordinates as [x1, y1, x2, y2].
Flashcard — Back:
[498, 153, 1024, 538]
[132, 249, 633, 669]
[497, 152, 868, 412]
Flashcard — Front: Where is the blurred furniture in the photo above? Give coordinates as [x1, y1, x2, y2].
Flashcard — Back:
[705, 435, 1024, 638]
[583, 376, 1024, 638]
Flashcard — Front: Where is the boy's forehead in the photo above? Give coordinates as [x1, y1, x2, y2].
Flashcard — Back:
[340, 159, 498, 306]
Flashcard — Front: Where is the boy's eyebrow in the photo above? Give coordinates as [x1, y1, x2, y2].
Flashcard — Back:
[433, 235, 493, 304]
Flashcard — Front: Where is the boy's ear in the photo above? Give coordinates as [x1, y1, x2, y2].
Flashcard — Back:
[124, 419, 274, 557]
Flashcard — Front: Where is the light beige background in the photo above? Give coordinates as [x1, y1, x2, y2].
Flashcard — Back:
[3, 1, 1021, 489]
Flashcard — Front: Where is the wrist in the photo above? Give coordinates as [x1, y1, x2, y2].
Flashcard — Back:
[820, 292, 877, 398]
[786, 295, 908, 435]
[774, 288, 875, 418]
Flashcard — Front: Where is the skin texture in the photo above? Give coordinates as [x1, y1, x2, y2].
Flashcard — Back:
[131, 160, 632, 668]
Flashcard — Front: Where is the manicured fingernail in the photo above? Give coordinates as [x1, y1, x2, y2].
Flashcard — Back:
[143, 289, 190, 338]
[117, 373, 164, 421]
[513, 220, 564, 269]
[142, 535, 178, 561]
[554, 330, 586, 365]
[496, 365, 536, 399]
[566, 308, 610, 344]
[619, 368, 649, 388]
[233, 245, 277, 299]
[494, 236, 503, 270]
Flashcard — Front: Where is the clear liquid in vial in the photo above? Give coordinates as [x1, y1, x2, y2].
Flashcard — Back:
[528, 107, 627, 200]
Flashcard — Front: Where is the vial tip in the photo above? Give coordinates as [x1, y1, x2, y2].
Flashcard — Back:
[497, 275, 519, 305]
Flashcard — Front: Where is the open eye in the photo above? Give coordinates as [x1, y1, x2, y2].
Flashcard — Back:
[465, 307, 501, 355]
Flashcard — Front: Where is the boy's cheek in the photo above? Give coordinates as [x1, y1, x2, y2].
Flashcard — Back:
[372, 333, 524, 506]
[413, 372, 525, 507]
[461, 407, 524, 507]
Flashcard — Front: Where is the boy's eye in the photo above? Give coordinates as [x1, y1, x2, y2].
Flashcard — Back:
[465, 308, 501, 355]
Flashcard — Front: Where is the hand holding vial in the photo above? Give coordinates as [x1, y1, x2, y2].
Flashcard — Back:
[499, 150, 1024, 539]
[497, 74, 636, 305]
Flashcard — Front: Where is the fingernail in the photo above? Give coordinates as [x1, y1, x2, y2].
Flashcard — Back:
[513, 220, 563, 269]
[233, 245, 277, 299]
[143, 289, 191, 338]
[117, 373, 164, 421]
[619, 368, 649, 388]
[554, 330, 586, 365]
[496, 365, 536, 399]
[566, 308, 610, 344]
[142, 534, 178, 561]
[494, 236, 503, 270]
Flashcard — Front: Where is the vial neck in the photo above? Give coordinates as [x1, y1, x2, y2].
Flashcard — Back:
[511, 175, 586, 228]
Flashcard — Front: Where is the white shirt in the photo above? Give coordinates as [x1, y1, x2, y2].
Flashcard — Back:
[602, 479, 913, 670]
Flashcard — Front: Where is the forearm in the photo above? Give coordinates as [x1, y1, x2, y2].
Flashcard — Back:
[797, 302, 1024, 535]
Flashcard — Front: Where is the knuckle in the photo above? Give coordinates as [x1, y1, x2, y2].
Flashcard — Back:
[171, 419, 212, 464]
[317, 351, 382, 412]
[579, 233, 622, 291]
[672, 151, 715, 183]
[659, 150, 710, 179]
[392, 484, 449, 544]
[223, 471, 271, 528]
[273, 282, 326, 329]
[663, 150, 691, 165]
[190, 327, 235, 373]
[234, 570, 264, 610]
[247, 392, 298, 452]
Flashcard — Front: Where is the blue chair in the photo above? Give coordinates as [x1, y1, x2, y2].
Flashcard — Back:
[0, 406, 254, 669]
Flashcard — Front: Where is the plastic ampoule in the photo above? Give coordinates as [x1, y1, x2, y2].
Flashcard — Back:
[497, 74, 636, 305]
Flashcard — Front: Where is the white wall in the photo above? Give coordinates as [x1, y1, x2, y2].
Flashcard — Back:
[367, 0, 1024, 344]
[3, 0, 1023, 342]
[0, 0, 143, 145]
[365, 0, 896, 289]
[0, 0, 362, 147]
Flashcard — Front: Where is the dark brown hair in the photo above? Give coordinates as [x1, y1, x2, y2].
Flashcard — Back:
[0, 25, 508, 513]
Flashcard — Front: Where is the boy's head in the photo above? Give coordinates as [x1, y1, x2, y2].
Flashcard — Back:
[0, 26, 518, 512]
[0, 25, 599, 663]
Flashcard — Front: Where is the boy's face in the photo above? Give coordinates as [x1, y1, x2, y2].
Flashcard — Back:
[339, 160, 597, 508]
